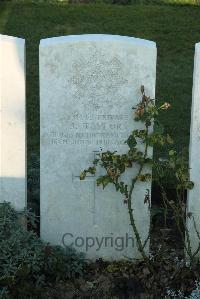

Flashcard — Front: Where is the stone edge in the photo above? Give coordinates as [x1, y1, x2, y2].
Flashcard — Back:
[0, 34, 26, 209]
[40, 34, 156, 48]
[0, 34, 25, 45]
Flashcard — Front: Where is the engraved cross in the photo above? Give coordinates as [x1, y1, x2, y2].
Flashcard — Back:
[72, 150, 99, 225]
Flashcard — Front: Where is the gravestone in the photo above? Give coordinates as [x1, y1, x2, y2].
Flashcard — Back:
[40, 34, 157, 259]
[0, 35, 26, 210]
[187, 42, 200, 257]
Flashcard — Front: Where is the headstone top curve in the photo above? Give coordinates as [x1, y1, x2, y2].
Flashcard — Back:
[40, 34, 156, 48]
[0, 34, 25, 45]
[195, 42, 200, 50]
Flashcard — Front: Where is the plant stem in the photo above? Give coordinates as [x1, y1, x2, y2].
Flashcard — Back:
[127, 125, 154, 272]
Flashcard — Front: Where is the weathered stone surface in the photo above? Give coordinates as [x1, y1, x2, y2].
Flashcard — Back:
[40, 34, 157, 260]
[0, 35, 26, 210]
[187, 42, 200, 256]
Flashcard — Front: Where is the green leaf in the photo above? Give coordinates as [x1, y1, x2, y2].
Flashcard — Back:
[169, 150, 176, 156]
[93, 159, 99, 166]
[80, 171, 86, 180]
[126, 135, 137, 149]
[96, 177, 104, 186]
[138, 173, 152, 182]
[88, 167, 96, 174]
[185, 181, 194, 190]
[102, 177, 111, 189]
[166, 134, 174, 144]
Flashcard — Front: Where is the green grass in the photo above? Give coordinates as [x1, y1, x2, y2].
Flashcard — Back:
[0, 1, 200, 160]
[5, 0, 200, 5]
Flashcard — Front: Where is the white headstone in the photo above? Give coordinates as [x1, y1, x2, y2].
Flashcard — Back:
[0, 35, 26, 210]
[187, 42, 200, 257]
[40, 34, 157, 260]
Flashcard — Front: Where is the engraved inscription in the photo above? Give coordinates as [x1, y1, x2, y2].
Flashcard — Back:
[49, 131, 128, 146]
[42, 113, 130, 147]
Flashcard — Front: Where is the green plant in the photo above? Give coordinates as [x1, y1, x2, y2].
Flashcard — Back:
[80, 86, 200, 270]
[106, 260, 133, 273]
[0, 202, 85, 299]
[186, 281, 200, 299]
[167, 280, 200, 298]
[154, 149, 199, 265]
[80, 86, 173, 271]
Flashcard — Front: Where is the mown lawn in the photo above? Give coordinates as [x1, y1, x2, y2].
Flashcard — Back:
[0, 1, 200, 160]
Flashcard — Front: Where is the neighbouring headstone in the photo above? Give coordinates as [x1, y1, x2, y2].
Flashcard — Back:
[40, 34, 157, 259]
[0, 35, 26, 210]
[187, 42, 200, 257]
